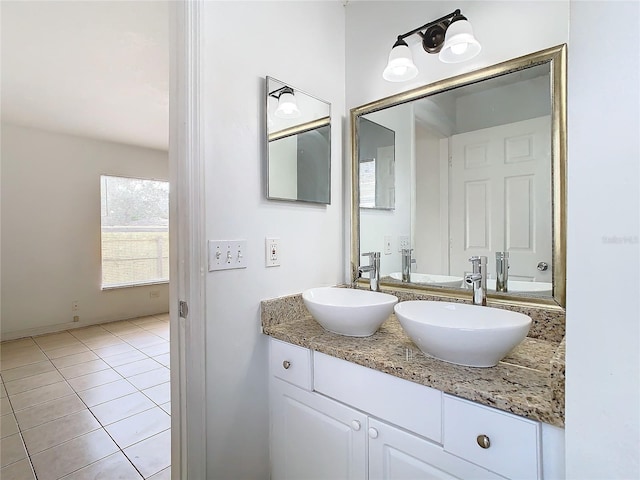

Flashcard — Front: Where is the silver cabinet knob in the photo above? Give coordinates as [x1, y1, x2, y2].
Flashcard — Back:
[282, 360, 291, 370]
[368, 427, 379, 439]
[537, 262, 549, 271]
[351, 420, 361, 431]
[476, 434, 491, 449]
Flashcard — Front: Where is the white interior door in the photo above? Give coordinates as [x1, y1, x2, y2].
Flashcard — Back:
[449, 116, 552, 282]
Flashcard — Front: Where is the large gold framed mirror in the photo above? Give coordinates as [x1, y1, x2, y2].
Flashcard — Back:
[351, 45, 566, 309]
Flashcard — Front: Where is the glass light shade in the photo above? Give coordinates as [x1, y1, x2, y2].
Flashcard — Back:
[383, 44, 418, 82]
[439, 19, 481, 63]
[275, 92, 301, 118]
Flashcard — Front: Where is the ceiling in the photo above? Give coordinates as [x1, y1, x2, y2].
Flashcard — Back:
[1, 1, 169, 151]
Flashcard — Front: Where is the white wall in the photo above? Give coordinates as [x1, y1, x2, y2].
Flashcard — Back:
[202, 2, 345, 478]
[565, 1, 640, 478]
[1, 124, 170, 338]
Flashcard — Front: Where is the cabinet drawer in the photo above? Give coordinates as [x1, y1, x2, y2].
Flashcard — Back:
[270, 339, 312, 390]
[314, 352, 442, 443]
[443, 394, 540, 480]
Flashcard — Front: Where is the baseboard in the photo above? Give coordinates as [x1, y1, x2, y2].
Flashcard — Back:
[0, 311, 170, 342]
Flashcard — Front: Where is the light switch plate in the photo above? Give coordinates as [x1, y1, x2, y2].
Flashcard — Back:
[208, 240, 247, 271]
[398, 236, 410, 252]
[384, 235, 392, 255]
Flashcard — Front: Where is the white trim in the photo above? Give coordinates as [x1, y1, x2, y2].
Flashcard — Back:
[169, 1, 207, 479]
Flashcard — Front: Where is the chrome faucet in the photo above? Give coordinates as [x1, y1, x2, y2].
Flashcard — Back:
[401, 248, 415, 282]
[358, 252, 381, 292]
[495, 252, 509, 292]
[465, 256, 487, 306]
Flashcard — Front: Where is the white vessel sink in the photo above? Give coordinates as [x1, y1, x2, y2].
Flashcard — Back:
[302, 287, 398, 337]
[394, 301, 532, 367]
[486, 279, 552, 294]
[390, 272, 463, 288]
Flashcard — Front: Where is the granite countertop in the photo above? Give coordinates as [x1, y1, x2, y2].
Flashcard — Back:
[262, 294, 565, 428]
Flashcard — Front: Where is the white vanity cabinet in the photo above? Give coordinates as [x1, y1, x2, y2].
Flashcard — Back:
[269, 338, 563, 480]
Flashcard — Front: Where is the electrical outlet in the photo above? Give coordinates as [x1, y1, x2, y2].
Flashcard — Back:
[265, 237, 280, 267]
[73, 315, 80, 322]
[398, 236, 410, 252]
[72, 301, 79, 312]
[384, 235, 392, 255]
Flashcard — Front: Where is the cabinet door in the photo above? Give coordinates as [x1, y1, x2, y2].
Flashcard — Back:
[368, 419, 505, 480]
[271, 378, 367, 480]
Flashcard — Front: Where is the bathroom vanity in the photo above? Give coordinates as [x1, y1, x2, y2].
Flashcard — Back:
[262, 294, 565, 480]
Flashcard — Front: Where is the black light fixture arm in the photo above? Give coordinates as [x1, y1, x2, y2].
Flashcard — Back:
[392, 9, 465, 53]
[269, 85, 294, 99]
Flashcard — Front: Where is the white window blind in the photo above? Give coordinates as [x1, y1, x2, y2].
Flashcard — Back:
[100, 175, 169, 288]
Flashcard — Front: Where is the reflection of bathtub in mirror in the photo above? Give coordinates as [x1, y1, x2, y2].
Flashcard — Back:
[486, 279, 552, 294]
[389, 272, 463, 288]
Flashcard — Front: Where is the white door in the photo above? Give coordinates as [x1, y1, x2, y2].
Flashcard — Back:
[368, 419, 504, 480]
[271, 379, 367, 480]
[449, 117, 552, 282]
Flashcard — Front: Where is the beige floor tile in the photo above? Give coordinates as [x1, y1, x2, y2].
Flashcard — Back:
[69, 326, 108, 341]
[1, 433, 27, 468]
[59, 359, 110, 379]
[0, 383, 6, 398]
[152, 313, 169, 322]
[0, 397, 11, 416]
[0, 349, 48, 371]
[22, 409, 100, 455]
[101, 321, 144, 336]
[0, 360, 56, 383]
[154, 353, 170, 367]
[67, 369, 123, 392]
[31, 428, 119, 480]
[90, 392, 156, 426]
[119, 332, 166, 350]
[1, 413, 19, 438]
[102, 350, 148, 368]
[91, 343, 136, 359]
[129, 316, 160, 327]
[9, 381, 74, 411]
[159, 402, 171, 415]
[5, 370, 64, 395]
[77, 379, 137, 407]
[0, 337, 36, 353]
[114, 358, 163, 378]
[143, 382, 171, 405]
[51, 351, 99, 369]
[138, 320, 166, 331]
[83, 335, 126, 350]
[139, 342, 170, 358]
[127, 368, 170, 391]
[33, 332, 81, 350]
[123, 429, 171, 478]
[105, 407, 170, 449]
[0, 458, 36, 480]
[14, 394, 86, 430]
[61, 451, 143, 480]
[44, 343, 90, 359]
[147, 466, 171, 480]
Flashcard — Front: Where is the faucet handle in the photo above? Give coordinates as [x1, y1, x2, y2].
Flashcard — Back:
[469, 255, 487, 264]
[361, 251, 380, 259]
[401, 248, 413, 255]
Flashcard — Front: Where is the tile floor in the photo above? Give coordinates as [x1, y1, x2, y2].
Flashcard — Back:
[0, 314, 171, 480]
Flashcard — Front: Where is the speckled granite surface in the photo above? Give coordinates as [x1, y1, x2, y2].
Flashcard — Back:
[261, 292, 566, 427]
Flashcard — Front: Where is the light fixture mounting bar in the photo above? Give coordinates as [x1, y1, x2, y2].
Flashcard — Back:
[269, 86, 294, 99]
[393, 9, 461, 44]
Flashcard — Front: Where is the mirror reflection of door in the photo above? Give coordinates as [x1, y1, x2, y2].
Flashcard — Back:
[448, 116, 552, 283]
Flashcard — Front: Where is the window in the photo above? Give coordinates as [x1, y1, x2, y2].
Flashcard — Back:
[100, 175, 169, 288]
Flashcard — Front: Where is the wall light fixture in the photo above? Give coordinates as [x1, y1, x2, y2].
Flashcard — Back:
[383, 9, 481, 82]
[269, 86, 301, 119]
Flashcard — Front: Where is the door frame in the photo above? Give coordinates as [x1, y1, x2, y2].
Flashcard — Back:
[169, 0, 206, 478]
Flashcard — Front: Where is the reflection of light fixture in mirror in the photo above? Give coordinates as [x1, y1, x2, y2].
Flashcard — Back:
[270, 86, 301, 119]
[383, 9, 481, 82]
